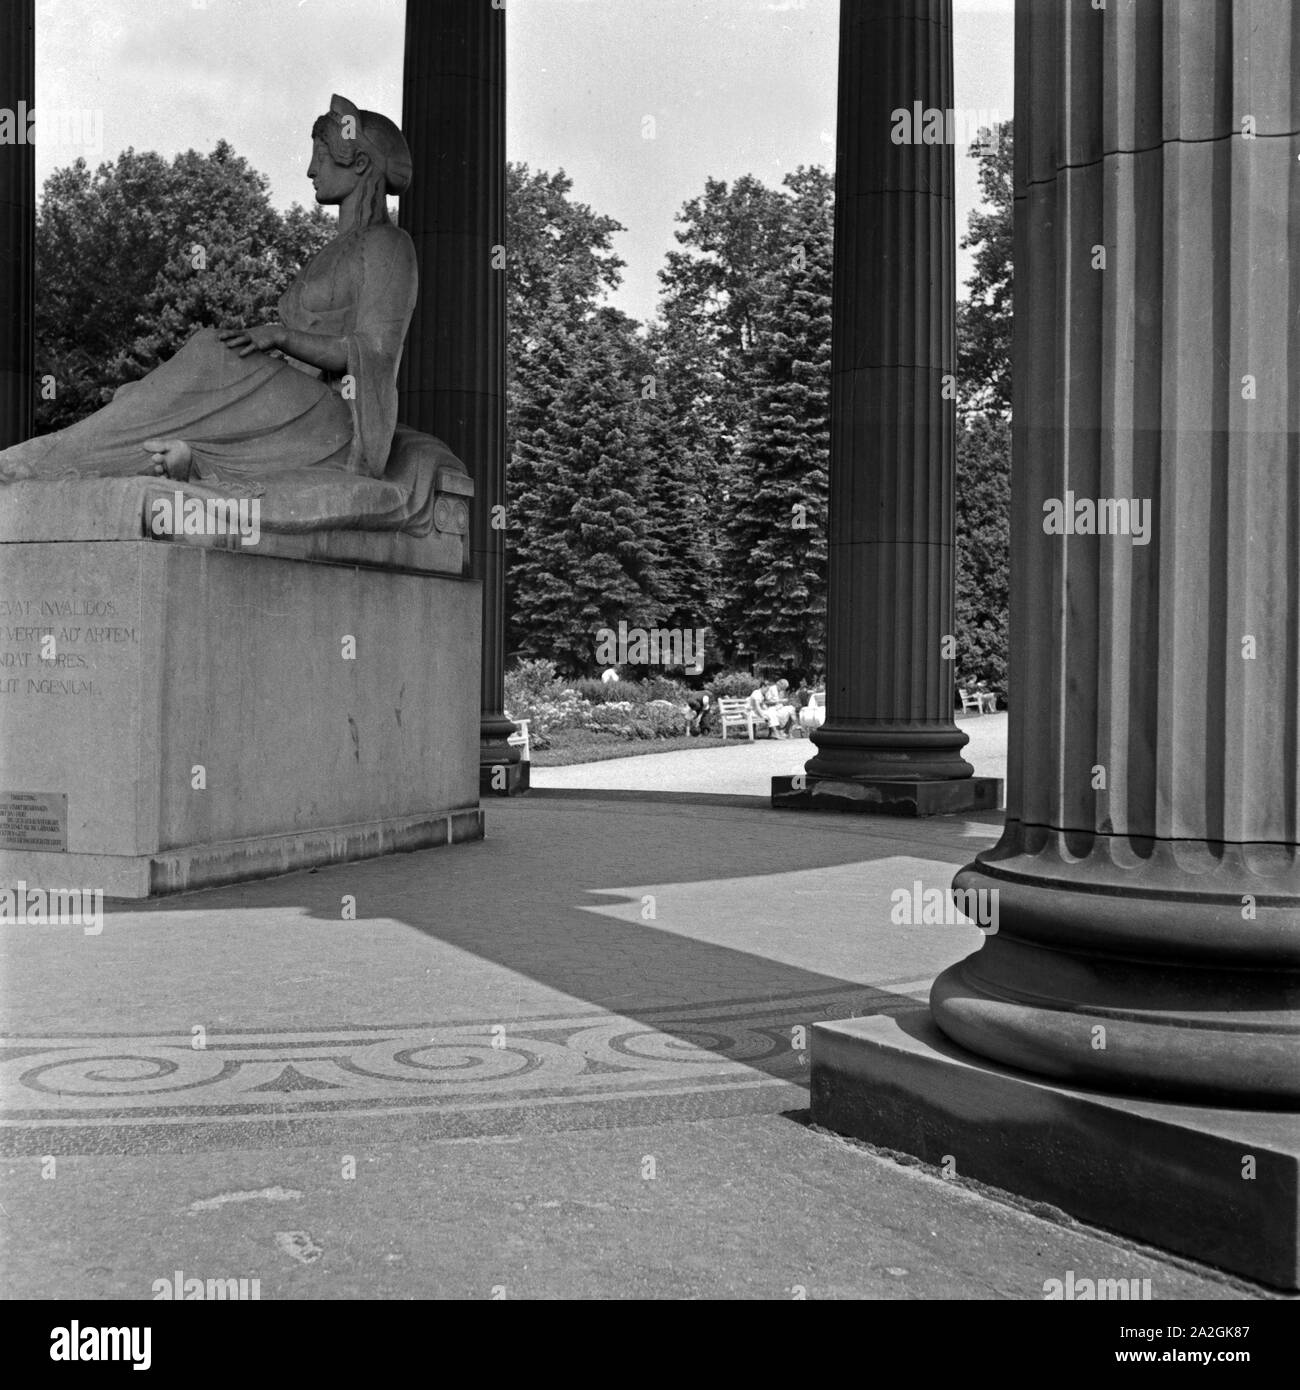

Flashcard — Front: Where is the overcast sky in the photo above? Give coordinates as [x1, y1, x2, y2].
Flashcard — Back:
[34, 0, 1014, 324]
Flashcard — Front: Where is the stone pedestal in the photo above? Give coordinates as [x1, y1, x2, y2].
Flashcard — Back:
[0, 542, 482, 897]
[399, 1, 521, 796]
[0, 0, 35, 447]
[785, 0, 990, 818]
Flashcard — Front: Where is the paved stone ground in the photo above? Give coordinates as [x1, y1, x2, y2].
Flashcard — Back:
[0, 783, 1269, 1299]
[531, 710, 1009, 798]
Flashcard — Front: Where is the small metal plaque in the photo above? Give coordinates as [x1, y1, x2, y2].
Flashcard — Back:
[0, 791, 68, 852]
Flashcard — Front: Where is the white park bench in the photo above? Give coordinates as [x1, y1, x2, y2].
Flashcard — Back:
[506, 717, 531, 760]
[959, 687, 997, 715]
[717, 696, 762, 740]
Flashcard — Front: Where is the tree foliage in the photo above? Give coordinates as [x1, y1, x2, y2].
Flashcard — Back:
[655, 166, 833, 677]
[506, 305, 662, 673]
[505, 163, 625, 365]
[35, 141, 333, 431]
[955, 415, 1011, 695]
[630, 324, 716, 636]
[957, 120, 1014, 419]
[954, 120, 1014, 698]
[721, 171, 831, 676]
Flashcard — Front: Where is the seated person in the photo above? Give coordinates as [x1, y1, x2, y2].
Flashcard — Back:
[746, 679, 796, 738]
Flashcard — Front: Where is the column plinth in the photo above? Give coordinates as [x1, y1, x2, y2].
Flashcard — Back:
[400, 3, 524, 794]
[932, 0, 1300, 1104]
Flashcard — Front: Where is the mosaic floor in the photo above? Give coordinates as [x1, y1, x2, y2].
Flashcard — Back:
[0, 981, 930, 1153]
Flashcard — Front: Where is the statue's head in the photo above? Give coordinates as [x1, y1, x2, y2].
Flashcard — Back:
[309, 94, 412, 226]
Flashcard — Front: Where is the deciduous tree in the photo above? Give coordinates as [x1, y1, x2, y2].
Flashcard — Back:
[35, 142, 333, 431]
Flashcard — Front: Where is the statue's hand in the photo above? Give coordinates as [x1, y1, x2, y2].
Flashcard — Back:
[217, 325, 283, 358]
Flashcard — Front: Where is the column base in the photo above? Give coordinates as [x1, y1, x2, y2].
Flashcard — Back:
[938, 826, 1300, 1105]
[772, 774, 1002, 818]
[806, 720, 975, 781]
[812, 1009, 1300, 1290]
[479, 709, 528, 796]
[480, 757, 529, 796]
[932, 936, 1300, 1107]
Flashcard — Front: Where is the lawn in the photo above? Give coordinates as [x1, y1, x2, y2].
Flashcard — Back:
[528, 729, 785, 767]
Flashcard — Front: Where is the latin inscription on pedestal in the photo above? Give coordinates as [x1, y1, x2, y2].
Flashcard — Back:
[0, 544, 147, 858]
[0, 790, 67, 850]
[0, 591, 138, 700]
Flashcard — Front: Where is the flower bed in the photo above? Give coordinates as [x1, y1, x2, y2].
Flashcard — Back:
[504, 660, 791, 747]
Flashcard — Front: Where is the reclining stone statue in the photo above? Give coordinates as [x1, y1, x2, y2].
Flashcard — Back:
[0, 95, 468, 540]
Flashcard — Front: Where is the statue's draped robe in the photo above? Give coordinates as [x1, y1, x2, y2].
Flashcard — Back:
[0, 224, 453, 535]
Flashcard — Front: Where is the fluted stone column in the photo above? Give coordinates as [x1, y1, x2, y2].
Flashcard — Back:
[400, 2, 522, 793]
[0, 0, 35, 448]
[774, 0, 999, 817]
[809, 0, 1298, 1288]
[933, 0, 1300, 1104]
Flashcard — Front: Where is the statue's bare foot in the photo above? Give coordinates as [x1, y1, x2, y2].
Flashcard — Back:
[142, 439, 193, 480]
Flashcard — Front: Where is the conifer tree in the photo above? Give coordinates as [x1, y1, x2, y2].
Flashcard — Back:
[629, 325, 717, 641]
[722, 175, 832, 676]
[955, 415, 1011, 695]
[506, 305, 660, 673]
